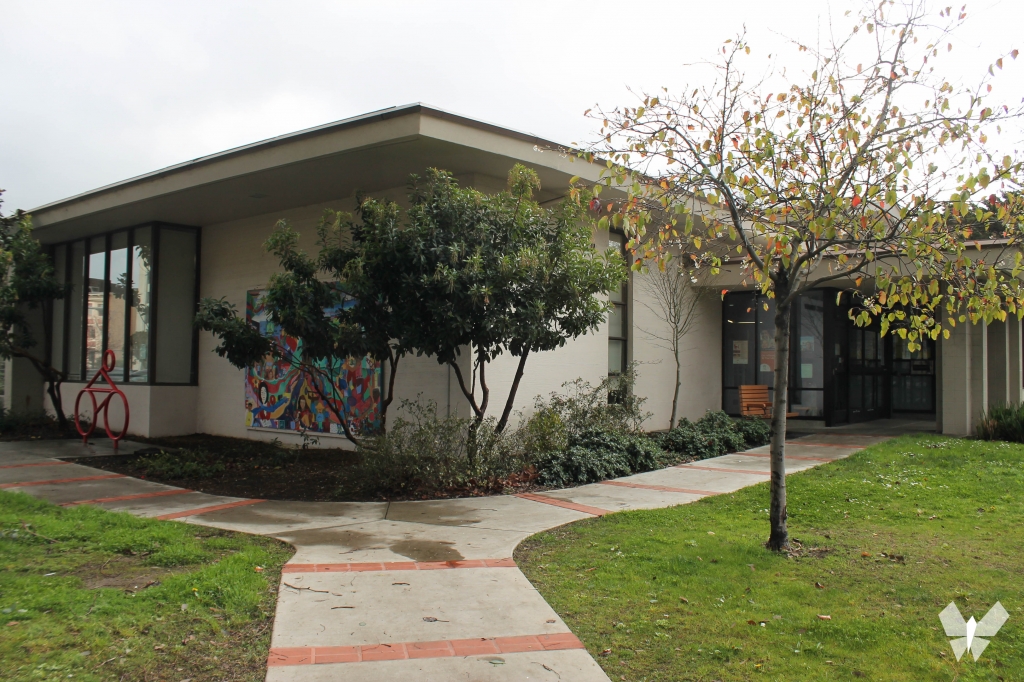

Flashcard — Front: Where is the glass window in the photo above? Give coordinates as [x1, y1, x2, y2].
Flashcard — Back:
[67, 241, 85, 381]
[86, 238, 106, 374]
[608, 303, 626, 339]
[721, 292, 756, 414]
[608, 339, 625, 374]
[129, 227, 153, 382]
[791, 290, 824, 417]
[607, 233, 628, 378]
[50, 245, 66, 373]
[756, 297, 777, 388]
[155, 228, 197, 383]
[51, 224, 197, 386]
[107, 232, 128, 378]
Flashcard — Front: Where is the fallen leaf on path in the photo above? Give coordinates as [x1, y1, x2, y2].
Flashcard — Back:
[392, 582, 410, 586]
[330, 606, 354, 609]
[154, 645, 165, 651]
[680, 597, 689, 604]
[422, 617, 449, 622]
[860, 552, 871, 558]
[818, 615, 832, 620]
[600, 649, 612, 656]
[815, 582, 825, 589]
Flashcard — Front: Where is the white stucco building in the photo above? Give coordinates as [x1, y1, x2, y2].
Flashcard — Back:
[7, 104, 1020, 440]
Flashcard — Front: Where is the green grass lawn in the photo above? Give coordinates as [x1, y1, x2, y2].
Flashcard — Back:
[0, 490, 292, 681]
[517, 435, 1024, 681]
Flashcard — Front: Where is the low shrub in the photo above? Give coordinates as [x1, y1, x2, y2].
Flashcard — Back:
[535, 428, 662, 488]
[354, 400, 528, 496]
[977, 402, 1024, 442]
[533, 365, 652, 441]
[0, 408, 67, 439]
[734, 416, 771, 447]
[658, 410, 764, 461]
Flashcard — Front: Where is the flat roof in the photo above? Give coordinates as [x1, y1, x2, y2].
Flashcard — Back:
[29, 103, 569, 216]
[30, 103, 597, 242]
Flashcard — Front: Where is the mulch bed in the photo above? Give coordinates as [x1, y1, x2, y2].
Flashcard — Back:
[71, 433, 544, 503]
[74, 434, 364, 502]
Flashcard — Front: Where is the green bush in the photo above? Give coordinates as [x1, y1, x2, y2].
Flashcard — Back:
[977, 403, 1024, 442]
[658, 410, 762, 461]
[353, 400, 527, 496]
[535, 428, 662, 488]
[531, 365, 652, 442]
[734, 416, 771, 447]
[0, 408, 66, 438]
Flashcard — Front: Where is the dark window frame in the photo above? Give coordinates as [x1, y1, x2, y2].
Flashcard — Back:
[608, 231, 628, 377]
[49, 222, 201, 387]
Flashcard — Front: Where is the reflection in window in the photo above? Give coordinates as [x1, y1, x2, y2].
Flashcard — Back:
[107, 233, 128, 376]
[607, 234, 627, 376]
[50, 224, 197, 385]
[791, 290, 824, 417]
[129, 228, 153, 382]
[721, 292, 756, 414]
[66, 241, 85, 381]
[86, 238, 106, 374]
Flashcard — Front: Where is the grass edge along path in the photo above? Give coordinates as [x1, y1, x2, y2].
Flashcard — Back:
[0, 490, 292, 681]
[517, 434, 1024, 681]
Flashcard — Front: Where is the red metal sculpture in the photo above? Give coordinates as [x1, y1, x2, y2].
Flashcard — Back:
[75, 350, 130, 450]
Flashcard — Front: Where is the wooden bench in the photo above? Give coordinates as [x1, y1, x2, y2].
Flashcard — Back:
[739, 385, 798, 419]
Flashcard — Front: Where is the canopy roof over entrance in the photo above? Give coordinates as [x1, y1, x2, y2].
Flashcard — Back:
[29, 104, 600, 244]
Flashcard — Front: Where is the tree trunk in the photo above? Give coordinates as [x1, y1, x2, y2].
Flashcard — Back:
[46, 375, 69, 432]
[670, 353, 681, 429]
[766, 288, 792, 552]
[495, 348, 530, 434]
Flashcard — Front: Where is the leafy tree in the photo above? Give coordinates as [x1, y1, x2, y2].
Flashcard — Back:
[196, 165, 625, 447]
[195, 205, 409, 446]
[396, 165, 626, 434]
[636, 260, 711, 428]
[0, 195, 68, 428]
[585, 1, 1024, 550]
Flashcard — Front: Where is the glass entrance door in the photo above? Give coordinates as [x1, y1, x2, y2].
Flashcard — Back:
[891, 337, 936, 413]
[848, 325, 887, 422]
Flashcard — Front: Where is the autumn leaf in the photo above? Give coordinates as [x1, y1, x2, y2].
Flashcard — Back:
[851, 196, 862, 208]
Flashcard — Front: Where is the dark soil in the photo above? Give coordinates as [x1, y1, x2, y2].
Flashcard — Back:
[72, 433, 545, 503]
[74, 434, 363, 502]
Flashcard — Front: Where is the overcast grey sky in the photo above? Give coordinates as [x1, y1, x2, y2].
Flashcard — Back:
[1, 0, 1020, 212]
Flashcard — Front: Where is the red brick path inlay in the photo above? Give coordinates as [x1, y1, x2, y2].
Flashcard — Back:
[61, 489, 193, 507]
[599, 480, 721, 496]
[515, 492, 610, 516]
[155, 498, 265, 520]
[268, 633, 584, 666]
[0, 474, 125, 489]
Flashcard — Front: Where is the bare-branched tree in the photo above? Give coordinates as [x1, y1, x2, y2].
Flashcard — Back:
[582, 0, 1024, 550]
[637, 260, 712, 428]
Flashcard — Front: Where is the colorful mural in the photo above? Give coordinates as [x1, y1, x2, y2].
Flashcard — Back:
[244, 289, 382, 436]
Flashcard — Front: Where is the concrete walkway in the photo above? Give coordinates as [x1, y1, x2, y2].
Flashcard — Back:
[0, 427, 911, 681]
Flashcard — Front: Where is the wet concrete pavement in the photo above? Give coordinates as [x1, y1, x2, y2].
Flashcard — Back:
[0, 425, 920, 681]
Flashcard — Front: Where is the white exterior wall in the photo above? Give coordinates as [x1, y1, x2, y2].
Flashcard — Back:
[50, 382, 197, 438]
[630, 268, 722, 431]
[192, 183, 611, 445]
